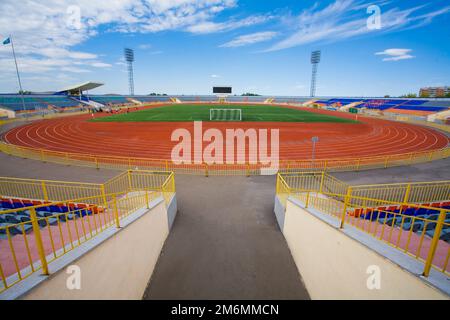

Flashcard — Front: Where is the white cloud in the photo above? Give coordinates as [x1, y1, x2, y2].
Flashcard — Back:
[211, 74, 220, 78]
[220, 31, 277, 47]
[0, 0, 245, 88]
[138, 44, 152, 50]
[90, 62, 113, 68]
[186, 14, 272, 34]
[266, 0, 450, 51]
[375, 48, 414, 61]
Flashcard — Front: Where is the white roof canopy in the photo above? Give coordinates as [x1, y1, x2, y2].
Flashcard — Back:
[59, 81, 104, 94]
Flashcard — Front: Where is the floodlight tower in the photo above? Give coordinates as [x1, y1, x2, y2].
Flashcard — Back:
[124, 48, 135, 96]
[310, 50, 321, 97]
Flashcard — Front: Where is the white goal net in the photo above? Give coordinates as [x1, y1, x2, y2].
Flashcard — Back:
[209, 108, 242, 121]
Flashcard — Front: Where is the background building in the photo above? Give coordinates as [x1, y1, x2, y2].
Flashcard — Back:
[420, 86, 450, 98]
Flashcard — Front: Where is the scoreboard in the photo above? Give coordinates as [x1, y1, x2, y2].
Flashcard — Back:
[213, 86, 232, 94]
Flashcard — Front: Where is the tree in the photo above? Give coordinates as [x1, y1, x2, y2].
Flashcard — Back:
[384, 95, 390, 98]
[419, 92, 430, 98]
[400, 93, 417, 98]
[241, 92, 260, 96]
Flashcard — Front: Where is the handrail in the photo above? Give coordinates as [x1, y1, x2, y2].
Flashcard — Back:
[276, 172, 450, 278]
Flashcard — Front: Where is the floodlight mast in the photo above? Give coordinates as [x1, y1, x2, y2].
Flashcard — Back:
[310, 50, 321, 97]
[124, 48, 135, 96]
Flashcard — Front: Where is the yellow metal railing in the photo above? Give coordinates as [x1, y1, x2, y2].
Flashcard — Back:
[0, 170, 175, 293]
[0, 140, 449, 176]
[0, 170, 175, 204]
[276, 172, 450, 277]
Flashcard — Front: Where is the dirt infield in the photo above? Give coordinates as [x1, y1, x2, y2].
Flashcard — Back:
[2, 104, 448, 161]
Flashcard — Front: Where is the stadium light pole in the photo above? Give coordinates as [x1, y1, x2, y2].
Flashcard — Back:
[310, 50, 321, 97]
[124, 48, 135, 96]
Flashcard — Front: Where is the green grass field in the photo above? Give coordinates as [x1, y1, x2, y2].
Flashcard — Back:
[91, 104, 356, 123]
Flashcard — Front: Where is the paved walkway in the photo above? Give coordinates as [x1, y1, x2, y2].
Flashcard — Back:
[2, 151, 449, 299]
[143, 175, 310, 300]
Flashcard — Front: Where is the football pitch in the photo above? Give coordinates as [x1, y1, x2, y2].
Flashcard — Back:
[91, 104, 356, 123]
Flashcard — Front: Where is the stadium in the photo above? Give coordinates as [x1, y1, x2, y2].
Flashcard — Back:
[0, 0, 449, 305]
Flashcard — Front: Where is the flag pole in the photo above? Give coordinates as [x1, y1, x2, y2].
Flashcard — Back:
[9, 35, 26, 114]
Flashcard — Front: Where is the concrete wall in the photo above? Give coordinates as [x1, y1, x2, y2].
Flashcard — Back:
[283, 199, 448, 300]
[0, 108, 15, 119]
[21, 199, 170, 300]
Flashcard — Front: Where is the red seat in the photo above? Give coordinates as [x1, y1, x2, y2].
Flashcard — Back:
[431, 202, 441, 207]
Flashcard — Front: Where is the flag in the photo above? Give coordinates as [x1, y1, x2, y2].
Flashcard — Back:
[2, 37, 10, 45]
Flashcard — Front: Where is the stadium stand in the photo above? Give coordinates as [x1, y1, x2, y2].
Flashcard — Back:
[133, 96, 172, 103]
[0, 95, 80, 111]
[349, 201, 450, 243]
[0, 197, 103, 236]
[89, 95, 131, 105]
[311, 98, 450, 116]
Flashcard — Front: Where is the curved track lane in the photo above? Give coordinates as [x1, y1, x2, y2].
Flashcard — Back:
[2, 105, 449, 161]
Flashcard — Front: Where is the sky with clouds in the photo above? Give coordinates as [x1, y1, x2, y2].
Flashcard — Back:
[0, 0, 449, 96]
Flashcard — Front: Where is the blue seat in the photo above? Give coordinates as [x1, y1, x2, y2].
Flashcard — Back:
[17, 214, 31, 222]
[0, 223, 12, 234]
[415, 208, 428, 216]
[19, 210, 30, 217]
[47, 217, 58, 226]
[439, 229, 450, 243]
[13, 224, 33, 234]
[3, 214, 20, 224]
[401, 217, 422, 231]
[49, 205, 63, 213]
[379, 214, 401, 226]
[403, 207, 416, 216]
[1, 202, 13, 209]
[12, 202, 25, 209]
[425, 222, 450, 238]
[36, 206, 51, 212]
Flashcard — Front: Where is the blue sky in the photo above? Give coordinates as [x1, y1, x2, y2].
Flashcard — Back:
[0, 0, 449, 96]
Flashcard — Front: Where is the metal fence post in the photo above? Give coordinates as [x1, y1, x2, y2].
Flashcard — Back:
[423, 209, 446, 277]
[319, 172, 325, 194]
[112, 194, 120, 228]
[100, 185, 107, 208]
[340, 187, 352, 229]
[305, 191, 310, 208]
[403, 183, 411, 204]
[41, 181, 49, 202]
[145, 191, 150, 209]
[29, 207, 49, 275]
[276, 173, 280, 194]
[127, 170, 133, 191]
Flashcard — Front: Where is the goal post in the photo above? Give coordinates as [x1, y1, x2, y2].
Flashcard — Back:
[209, 108, 242, 121]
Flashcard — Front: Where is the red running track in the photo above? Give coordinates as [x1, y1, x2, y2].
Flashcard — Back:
[2, 106, 449, 161]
